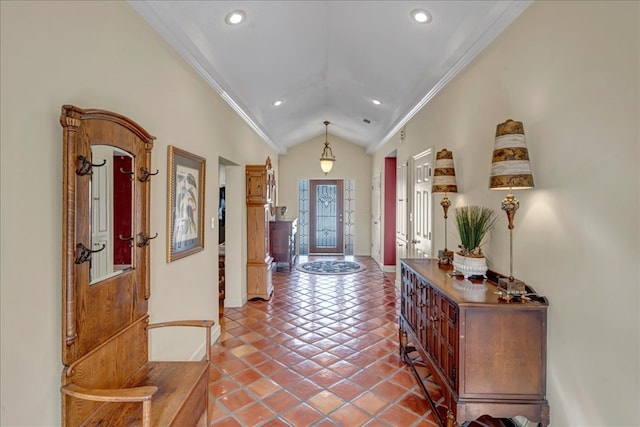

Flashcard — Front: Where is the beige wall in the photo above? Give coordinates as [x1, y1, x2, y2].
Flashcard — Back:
[0, 1, 276, 425]
[373, 1, 639, 425]
[2, 0, 638, 426]
[278, 133, 372, 256]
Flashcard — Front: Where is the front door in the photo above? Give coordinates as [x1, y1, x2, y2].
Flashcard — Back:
[309, 180, 343, 254]
[371, 173, 381, 264]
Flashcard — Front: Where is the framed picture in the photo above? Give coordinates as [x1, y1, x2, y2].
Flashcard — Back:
[167, 145, 206, 262]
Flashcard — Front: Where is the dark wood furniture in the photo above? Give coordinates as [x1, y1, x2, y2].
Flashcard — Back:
[270, 218, 297, 270]
[219, 245, 225, 319]
[399, 259, 549, 427]
[246, 158, 274, 300]
[60, 106, 214, 427]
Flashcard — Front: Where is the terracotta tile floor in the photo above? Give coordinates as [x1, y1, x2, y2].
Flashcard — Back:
[207, 256, 513, 427]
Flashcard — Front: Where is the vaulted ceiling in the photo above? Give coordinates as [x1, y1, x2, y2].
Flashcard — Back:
[130, 1, 531, 154]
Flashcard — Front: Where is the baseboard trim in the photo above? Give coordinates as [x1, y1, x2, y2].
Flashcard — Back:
[224, 297, 247, 308]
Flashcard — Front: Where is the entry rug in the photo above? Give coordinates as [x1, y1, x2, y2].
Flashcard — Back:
[296, 260, 366, 275]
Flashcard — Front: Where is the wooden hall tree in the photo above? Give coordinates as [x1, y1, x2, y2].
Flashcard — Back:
[59, 106, 213, 426]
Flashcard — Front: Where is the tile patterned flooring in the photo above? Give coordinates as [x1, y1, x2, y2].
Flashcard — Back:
[207, 257, 512, 427]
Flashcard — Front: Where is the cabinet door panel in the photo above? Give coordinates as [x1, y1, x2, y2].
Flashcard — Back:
[417, 279, 428, 349]
[463, 309, 546, 398]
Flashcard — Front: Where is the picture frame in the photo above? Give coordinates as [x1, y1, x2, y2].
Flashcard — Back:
[167, 145, 206, 262]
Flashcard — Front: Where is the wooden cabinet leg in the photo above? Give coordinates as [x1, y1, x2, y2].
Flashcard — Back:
[446, 410, 456, 427]
[399, 328, 408, 355]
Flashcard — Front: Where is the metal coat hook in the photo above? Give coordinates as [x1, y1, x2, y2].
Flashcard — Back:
[76, 155, 106, 176]
[75, 242, 105, 264]
[139, 167, 159, 182]
[119, 167, 135, 181]
[118, 234, 135, 248]
[137, 232, 158, 248]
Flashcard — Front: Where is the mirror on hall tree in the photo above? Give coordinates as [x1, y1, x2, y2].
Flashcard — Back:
[89, 145, 134, 284]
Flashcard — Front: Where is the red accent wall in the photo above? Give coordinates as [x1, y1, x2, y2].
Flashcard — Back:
[384, 157, 397, 265]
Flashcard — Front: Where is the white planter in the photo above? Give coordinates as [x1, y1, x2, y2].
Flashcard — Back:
[453, 253, 488, 279]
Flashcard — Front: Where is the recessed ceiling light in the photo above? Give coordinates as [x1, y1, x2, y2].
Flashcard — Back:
[411, 9, 431, 24]
[272, 100, 283, 107]
[225, 10, 246, 25]
[372, 99, 382, 105]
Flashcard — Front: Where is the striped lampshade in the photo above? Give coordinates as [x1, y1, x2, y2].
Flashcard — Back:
[489, 119, 534, 190]
[432, 149, 458, 194]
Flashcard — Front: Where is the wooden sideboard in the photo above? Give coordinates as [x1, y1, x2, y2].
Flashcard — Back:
[399, 259, 549, 427]
[270, 218, 297, 270]
[245, 159, 274, 300]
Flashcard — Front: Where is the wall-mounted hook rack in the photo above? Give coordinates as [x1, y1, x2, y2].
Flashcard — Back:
[137, 232, 158, 248]
[119, 167, 135, 181]
[76, 155, 106, 176]
[74, 242, 105, 264]
[139, 167, 159, 182]
[118, 234, 135, 248]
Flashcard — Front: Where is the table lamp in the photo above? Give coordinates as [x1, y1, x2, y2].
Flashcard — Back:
[432, 149, 458, 266]
[489, 119, 534, 296]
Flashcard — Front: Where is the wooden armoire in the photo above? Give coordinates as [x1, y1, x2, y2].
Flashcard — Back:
[246, 158, 275, 300]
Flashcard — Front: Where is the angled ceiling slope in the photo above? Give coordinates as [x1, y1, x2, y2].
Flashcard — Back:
[130, 1, 532, 154]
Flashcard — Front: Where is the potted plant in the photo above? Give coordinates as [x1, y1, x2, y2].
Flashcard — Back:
[453, 205, 497, 279]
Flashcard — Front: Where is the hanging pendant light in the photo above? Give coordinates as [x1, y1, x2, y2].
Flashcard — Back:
[319, 121, 335, 175]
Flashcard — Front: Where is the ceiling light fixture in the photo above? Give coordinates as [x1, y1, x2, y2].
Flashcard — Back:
[372, 99, 382, 105]
[225, 10, 245, 25]
[272, 100, 283, 107]
[319, 121, 336, 175]
[411, 9, 431, 24]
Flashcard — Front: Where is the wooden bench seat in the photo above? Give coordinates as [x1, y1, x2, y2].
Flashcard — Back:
[78, 361, 208, 426]
[61, 315, 213, 427]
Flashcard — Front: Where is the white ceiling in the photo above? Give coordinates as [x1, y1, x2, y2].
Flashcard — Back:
[130, 1, 531, 154]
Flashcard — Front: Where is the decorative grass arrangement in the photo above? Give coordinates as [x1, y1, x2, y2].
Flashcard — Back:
[455, 205, 497, 257]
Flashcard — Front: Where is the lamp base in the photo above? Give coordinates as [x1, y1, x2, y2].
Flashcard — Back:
[497, 277, 526, 301]
[437, 250, 454, 267]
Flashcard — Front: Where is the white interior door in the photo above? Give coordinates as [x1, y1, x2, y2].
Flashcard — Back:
[411, 149, 433, 258]
[371, 173, 381, 264]
[396, 161, 409, 243]
[395, 160, 409, 285]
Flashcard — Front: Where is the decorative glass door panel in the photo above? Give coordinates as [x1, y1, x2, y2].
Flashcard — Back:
[309, 180, 343, 254]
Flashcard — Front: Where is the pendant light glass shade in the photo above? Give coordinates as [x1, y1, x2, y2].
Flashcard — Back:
[319, 121, 335, 175]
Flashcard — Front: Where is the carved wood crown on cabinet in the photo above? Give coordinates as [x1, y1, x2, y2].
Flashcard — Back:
[399, 259, 549, 427]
